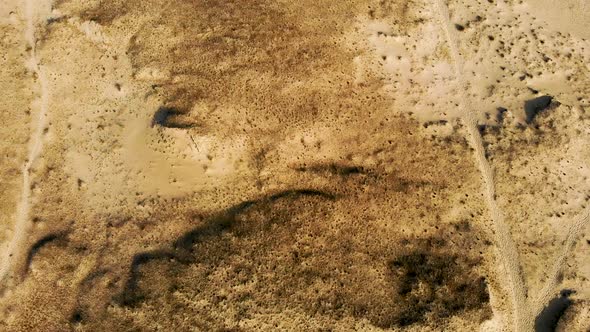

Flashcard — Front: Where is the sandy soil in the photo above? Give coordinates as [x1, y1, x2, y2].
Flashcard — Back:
[0, 0, 588, 331]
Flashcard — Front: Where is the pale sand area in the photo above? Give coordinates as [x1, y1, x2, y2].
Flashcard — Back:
[0, 0, 588, 331]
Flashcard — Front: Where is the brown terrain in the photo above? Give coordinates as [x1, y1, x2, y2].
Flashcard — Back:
[0, 0, 589, 331]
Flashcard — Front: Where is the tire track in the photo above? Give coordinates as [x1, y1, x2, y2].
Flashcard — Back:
[532, 205, 590, 317]
[433, 0, 529, 330]
[0, 0, 52, 285]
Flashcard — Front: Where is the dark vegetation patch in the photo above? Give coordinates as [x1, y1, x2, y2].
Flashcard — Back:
[496, 107, 508, 123]
[116, 187, 491, 329]
[525, 95, 554, 123]
[294, 163, 368, 176]
[151, 106, 196, 129]
[116, 250, 178, 307]
[25, 232, 68, 275]
[385, 251, 489, 327]
[116, 189, 336, 307]
[70, 310, 83, 324]
[292, 162, 439, 194]
[423, 120, 448, 128]
[534, 289, 575, 332]
[124, 0, 352, 113]
[77, 0, 134, 24]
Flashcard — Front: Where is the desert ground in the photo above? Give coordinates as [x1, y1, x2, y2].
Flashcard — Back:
[0, 0, 589, 331]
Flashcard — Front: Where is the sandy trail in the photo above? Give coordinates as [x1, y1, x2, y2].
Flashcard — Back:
[433, 0, 529, 330]
[0, 0, 51, 285]
[532, 205, 590, 316]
